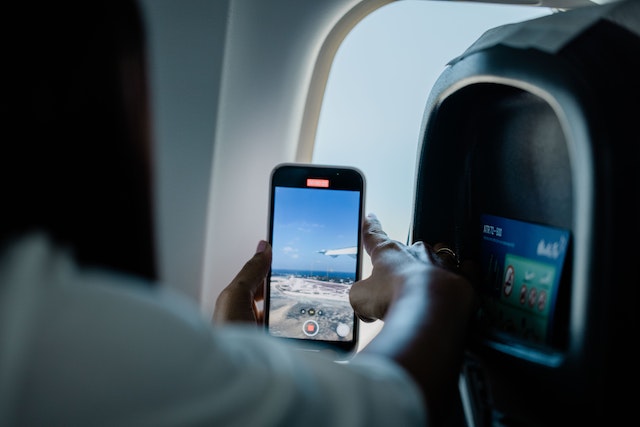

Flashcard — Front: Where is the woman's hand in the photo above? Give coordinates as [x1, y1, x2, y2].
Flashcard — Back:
[352, 213, 477, 426]
[212, 240, 272, 326]
[350, 214, 469, 323]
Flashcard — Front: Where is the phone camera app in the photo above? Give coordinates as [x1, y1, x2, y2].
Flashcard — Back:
[303, 320, 320, 337]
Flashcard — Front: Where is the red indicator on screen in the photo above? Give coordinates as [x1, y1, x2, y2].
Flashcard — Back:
[307, 178, 329, 188]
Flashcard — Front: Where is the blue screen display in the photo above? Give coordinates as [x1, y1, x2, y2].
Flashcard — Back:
[479, 214, 570, 346]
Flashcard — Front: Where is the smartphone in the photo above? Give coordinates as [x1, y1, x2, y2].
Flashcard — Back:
[264, 163, 365, 356]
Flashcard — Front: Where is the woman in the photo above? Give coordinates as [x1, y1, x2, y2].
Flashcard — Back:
[0, 2, 475, 426]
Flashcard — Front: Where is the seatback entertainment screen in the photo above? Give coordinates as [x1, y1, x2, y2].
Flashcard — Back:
[478, 214, 571, 347]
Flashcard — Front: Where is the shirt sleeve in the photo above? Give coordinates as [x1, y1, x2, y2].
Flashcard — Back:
[8, 237, 426, 427]
[193, 326, 427, 427]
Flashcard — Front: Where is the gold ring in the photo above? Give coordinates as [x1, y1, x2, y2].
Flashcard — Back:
[435, 247, 459, 268]
[435, 247, 456, 258]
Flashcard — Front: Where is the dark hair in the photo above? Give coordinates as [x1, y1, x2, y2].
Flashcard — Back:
[1, 1, 156, 281]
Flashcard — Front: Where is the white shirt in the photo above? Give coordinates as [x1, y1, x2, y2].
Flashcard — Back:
[0, 234, 425, 426]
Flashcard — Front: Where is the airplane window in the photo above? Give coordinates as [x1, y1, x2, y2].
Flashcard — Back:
[313, 0, 552, 348]
[313, 0, 552, 265]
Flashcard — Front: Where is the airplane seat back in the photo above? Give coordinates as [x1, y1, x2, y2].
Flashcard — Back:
[410, 1, 640, 426]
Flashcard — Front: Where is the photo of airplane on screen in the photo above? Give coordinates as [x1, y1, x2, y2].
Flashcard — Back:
[268, 186, 361, 340]
[270, 186, 360, 279]
[270, 244, 357, 304]
[317, 247, 357, 258]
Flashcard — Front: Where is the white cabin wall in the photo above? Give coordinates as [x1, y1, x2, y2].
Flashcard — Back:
[140, 0, 230, 300]
[140, 0, 391, 315]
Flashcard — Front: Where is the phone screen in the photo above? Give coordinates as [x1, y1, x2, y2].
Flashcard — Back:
[265, 163, 364, 355]
[477, 214, 571, 349]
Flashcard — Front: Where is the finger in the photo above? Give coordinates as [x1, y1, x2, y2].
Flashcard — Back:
[213, 241, 272, 324]
[362, 213, 395, 261]
[362, 213, 387, 249]
[349, 277, 390, 321]
[407, 241, 429, 263]
[252, 278, 266, 325]
[254, 269, 265, 301]
[430, 242, 459, 270]
[427, 243, 480, 288]
[229, 241, 272, 295]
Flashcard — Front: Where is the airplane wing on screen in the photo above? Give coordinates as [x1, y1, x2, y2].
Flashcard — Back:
[317, 247, 357, 259]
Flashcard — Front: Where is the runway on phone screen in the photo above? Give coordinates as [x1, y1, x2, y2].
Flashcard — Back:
[269, 275, 353, 341]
